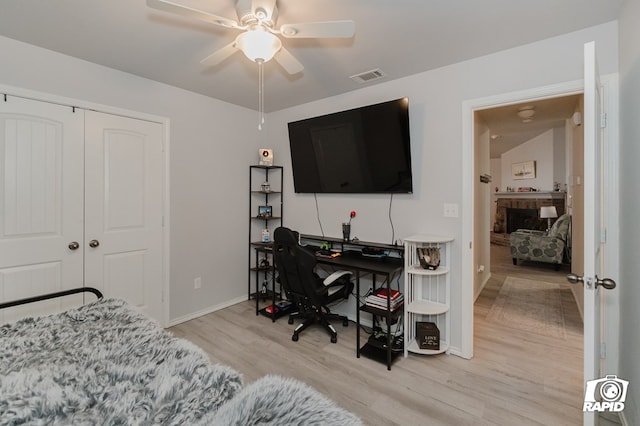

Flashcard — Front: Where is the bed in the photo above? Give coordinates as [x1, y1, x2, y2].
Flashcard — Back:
[0, 289, 361, 425]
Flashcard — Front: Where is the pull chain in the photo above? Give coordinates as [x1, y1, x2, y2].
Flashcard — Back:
[258, 60, 265, 130]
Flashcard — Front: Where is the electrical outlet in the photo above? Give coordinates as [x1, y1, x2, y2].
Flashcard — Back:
[194, 277, 202, 289]
[443, 203, 459, 218]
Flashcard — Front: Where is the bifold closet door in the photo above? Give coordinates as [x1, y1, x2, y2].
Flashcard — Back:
[84, 111, 164, 323]
[0, 96, 85, 323]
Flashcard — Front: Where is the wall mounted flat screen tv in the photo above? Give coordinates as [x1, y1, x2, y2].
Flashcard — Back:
[287, 97, 413, 194]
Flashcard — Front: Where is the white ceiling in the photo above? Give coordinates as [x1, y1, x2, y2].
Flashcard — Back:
[0, 1, 620, 113]
[478, 94, 583, 158]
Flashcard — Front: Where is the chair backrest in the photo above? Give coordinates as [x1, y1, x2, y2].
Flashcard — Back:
[549, 213, 571, 240]
[273, 227, 321, 305]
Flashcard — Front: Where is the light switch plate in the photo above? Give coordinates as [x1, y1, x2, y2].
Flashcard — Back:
[443, 203, 459, 218]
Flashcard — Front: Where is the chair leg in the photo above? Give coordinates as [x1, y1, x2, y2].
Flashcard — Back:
[288, 310, 303, 325]
[291, 316, 315, 342]
[325, 312, 350, 327]
[318, 316, 338, 343]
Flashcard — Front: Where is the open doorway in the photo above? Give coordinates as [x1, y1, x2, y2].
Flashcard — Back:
[474, 94, 584, 316]
[470, 93, 586, 422]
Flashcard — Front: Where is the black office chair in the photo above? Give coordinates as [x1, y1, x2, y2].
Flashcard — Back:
[273, 227, 353, 343]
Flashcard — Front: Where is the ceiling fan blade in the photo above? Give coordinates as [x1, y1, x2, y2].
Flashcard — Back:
[200, 42, 240, 67]
[147, 0, 240, 29]
[279, 20, 355, 38]
[274, 47, 304, 74]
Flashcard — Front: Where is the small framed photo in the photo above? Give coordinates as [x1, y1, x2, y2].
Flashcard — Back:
[258, 205, 272, 218]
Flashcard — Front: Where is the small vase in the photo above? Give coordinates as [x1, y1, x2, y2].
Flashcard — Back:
[342, 223, 351, 241]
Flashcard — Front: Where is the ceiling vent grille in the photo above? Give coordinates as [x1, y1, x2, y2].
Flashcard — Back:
[349, 68, 386, 84]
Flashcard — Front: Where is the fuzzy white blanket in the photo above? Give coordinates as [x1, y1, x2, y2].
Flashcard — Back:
[0, 299, 242, 425]
[0, 298, 361, 426]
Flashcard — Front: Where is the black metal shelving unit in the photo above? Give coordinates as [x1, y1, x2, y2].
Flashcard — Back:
[248, 165, 283, 321]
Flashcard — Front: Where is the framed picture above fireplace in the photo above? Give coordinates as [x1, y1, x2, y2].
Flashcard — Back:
[511, 161, 536, 179]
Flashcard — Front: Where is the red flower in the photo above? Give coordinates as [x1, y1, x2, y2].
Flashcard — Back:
[348, 211, 356, 224]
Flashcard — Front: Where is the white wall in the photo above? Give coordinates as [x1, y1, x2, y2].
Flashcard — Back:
[0, 35, 259, 322]
[490, 158, 502, 230]
[553, 127, 567, 186]
[501, 129, 556, 191]
[618, 0, 640, 423]
[474, 121, 491, 298]
[266, 22, 618, 354]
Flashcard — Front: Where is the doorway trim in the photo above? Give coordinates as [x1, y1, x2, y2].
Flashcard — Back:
[460, 77, 619, 365]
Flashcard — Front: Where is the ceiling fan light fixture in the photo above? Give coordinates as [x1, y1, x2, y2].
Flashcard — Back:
[236, 26, 282, 63]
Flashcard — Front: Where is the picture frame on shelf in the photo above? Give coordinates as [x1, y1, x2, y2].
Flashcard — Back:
[258, 205, 272, 218]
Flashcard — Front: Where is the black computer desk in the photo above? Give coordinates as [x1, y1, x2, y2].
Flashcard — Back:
[299, 234, 404, 370]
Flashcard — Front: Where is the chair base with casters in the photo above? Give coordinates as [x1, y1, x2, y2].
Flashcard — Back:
[273, 227, 354, 344]
[288, 305, 349, 343]
[286, 270, 352, 343]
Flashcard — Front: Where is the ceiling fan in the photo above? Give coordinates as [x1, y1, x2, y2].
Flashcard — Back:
[146, 0, 356, 74]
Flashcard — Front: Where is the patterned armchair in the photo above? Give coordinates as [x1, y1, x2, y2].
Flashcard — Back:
[509, 213, 571, 270]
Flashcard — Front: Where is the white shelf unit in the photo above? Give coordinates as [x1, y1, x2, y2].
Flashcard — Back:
[403, 235, 453, 357]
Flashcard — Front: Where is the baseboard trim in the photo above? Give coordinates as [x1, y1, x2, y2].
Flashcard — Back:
[474, 272, 492, 302]
[447, 346, 469, 359]
[167, 295, 247, 327]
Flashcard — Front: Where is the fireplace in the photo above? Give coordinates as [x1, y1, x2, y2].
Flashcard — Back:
[506, 208, 544, 233]
[493, 193, 565, 234]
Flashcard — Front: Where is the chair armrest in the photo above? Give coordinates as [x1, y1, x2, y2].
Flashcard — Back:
[323, 270, 353, 286]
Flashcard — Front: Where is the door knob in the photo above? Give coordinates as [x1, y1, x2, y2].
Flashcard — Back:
[89, 239, 100, 248]
[566, 273, 583, 284]
[595, 276, 616, 290]
[567, 273, 616, 290]
[68, 241, 80, 250]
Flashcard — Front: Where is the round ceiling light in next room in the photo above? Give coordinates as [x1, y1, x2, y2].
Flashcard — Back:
[517, 105, 536, 123]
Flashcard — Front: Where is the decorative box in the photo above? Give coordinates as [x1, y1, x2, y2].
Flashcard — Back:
[416, 321, 439, 350]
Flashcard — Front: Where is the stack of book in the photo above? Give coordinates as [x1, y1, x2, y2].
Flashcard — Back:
[365, 288, 404, 311]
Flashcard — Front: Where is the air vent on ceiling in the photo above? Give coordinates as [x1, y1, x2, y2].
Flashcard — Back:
[349, 68, 386, 84]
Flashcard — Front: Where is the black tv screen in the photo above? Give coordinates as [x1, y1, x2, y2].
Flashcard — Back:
[287, 98, 413, 193]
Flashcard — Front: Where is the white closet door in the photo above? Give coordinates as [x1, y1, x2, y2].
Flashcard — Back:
[0, 97, 84, 324]
[84, 111, 164, 324]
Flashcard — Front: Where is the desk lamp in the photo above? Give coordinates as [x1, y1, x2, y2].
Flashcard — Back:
[540, 206, 558, 232]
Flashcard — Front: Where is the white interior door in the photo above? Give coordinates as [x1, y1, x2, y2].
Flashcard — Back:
[0, 96, 84, 323]
[580, 40, 617, 426]
[84, 111, 164, 323]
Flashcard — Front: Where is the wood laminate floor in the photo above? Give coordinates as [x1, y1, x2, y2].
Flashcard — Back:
[169, 244, 621, 425]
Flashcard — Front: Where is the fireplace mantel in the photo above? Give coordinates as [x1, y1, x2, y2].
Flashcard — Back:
[494, 191, 565, 200]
